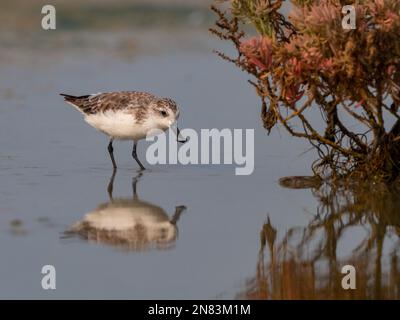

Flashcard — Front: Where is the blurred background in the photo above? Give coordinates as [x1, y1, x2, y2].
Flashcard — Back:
[1, 0, 214, 63]
[0, 0, 398, 299]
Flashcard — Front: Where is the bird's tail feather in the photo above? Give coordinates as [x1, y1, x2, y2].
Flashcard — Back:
[60, 93, 91, 100]
[60, 93, 92, 114]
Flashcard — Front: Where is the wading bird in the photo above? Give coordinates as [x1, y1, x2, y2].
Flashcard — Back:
[60, 91, 187, 170]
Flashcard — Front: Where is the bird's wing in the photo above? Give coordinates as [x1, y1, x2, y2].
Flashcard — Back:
[61, 91, 157, 115]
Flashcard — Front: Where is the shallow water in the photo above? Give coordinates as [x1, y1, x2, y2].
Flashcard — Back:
[0, 2, 399, 299]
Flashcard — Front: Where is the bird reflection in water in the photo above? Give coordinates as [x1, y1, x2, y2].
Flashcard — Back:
[65, 170, 186, 251]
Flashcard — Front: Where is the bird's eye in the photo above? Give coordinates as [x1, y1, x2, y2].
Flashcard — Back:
[160, 110, 168, 117]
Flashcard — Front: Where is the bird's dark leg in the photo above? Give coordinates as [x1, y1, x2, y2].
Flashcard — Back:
[107, 167, 117, 201]
[132, 141, 145, 170]
[108, 139, 117, 169]
[132, 171, 143, 199]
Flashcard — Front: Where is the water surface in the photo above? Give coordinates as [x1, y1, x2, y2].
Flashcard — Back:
[0, 1, 399, 299]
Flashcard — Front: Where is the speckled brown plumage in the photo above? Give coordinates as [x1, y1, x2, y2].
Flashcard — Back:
[60, 91, 177, 120]
[62, 91, 155, 114]
[60, 90, 182, 169]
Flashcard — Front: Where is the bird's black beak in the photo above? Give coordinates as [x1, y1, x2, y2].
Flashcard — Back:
[176, 126, 188, 143]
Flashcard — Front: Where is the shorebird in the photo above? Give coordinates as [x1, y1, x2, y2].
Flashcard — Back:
[65, 171, 186, 251]
[60, 91, 187, 170]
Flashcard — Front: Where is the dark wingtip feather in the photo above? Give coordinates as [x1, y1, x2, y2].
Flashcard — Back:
[60, 93, 91, 101]
[60, 93, 76, 100]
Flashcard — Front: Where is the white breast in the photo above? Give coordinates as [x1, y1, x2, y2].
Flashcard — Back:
[85, 207, 172, 229]
[77, 204, 177, 244]
[85, 111, 149, 140]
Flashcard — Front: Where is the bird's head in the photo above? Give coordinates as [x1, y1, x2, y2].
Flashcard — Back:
[150, 98, 179, 130]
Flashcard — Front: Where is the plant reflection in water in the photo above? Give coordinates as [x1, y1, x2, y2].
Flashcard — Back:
[239, 177, 400, 299]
